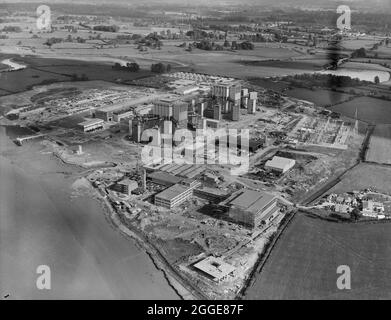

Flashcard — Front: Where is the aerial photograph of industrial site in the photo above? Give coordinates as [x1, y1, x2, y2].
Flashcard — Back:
[1, 0, 391, 305]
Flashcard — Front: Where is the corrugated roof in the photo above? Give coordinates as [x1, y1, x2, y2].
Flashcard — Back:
[229, 190, 276, 213]
[155, 184, 189, 201]
[148, 171, 182, 184]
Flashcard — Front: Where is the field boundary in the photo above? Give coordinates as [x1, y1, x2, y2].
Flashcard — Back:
[236, 210, 298, 300]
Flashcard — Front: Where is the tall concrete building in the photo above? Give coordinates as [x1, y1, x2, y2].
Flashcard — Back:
[241, 88, 249, 109]
[212, 83, 241, 113]
[152, 99, 188, 126]
[213, 104, 222, 121]
[248, 91, 257, 114]
[231, 104, 240, 121]
[229, 85, 242, 108]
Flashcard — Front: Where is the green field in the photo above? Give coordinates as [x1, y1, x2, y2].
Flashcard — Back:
[0, 55, 154, 96]
[329, 163, 391, 195]
[287, 88, 354, 107]
[329, 96, 391, 124]
[366, 124, 391, 164]
[245, 213, 391, 300]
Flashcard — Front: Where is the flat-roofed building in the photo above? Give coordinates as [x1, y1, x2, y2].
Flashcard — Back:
[154, 180, 201, 209]
[265, 156, 296, 174]
[95, 109, 113, 122]
[78, 118, 104, 133]
[112, 178, 138, 196]
[193, 256, 235, 282]
[222, 189, 279, 228]
[194, 187, 228, 203]
[174, 85, 199, 95]
[113, 109, 133, 122]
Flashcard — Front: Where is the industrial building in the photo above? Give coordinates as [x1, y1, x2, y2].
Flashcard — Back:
[147, 171, 183, 187]
[95, 109, 113, 122]
[248, 92, 257, 114]
[113, 109, 133, 122]
[193, 256, 235, 282]
[77, 118, 104, 132]
[221, 189, 279, 228]
[112, 178, 138, 196]
[241, 88, 249, 108]
[174, 85, 199, 95]
[130, 116, 164, 143]
[231, 104, 240, 121]
[154, 179, 201, 209]
[194, 187, 228, 203]
[152, 98, 188, 126]
[265, 156, 296, 174]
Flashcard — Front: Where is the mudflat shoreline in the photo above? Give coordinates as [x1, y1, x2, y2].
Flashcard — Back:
[0, 127, 179, 299]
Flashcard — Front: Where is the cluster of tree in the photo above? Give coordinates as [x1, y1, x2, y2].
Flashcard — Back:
[186, 30, 226, 41]
[284, 73, 371, 89]
[150, 63, 171, 73]
[239, 33, 273, 43]
[232, 41, 254, 50]
[193, 39, 254, 51]
[93, 25, 119, 33]
[70, 74, 89, 81]
[45, 37, 63, 47]
[112, 62, 140, 72]
[351, 47, 367, 59]
[2, 26, 22, 33]
[135, 33, 163, 49]
[65, 35, 86, 43]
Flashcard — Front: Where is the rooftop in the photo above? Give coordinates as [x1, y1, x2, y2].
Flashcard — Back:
[117, 178, 138, 186]
[155, 184, 190, 201]
[78, 118, 104, 127]
[228, 190, 276, 213]
[265, 156, 295, 169]
[148, 171, 183, 185]
[193, 257, 235, 281]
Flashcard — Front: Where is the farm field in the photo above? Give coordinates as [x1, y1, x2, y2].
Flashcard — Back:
[340, 38, 382, 51]
[0, 55, 154, 96]
[0, 38, 313, 79]
[328, 163, 391, 195]
[287, 88, 354, 107]
[366, 124, 391, 164]
[329, 96, 391, 124]
[245, 212, 391, 300]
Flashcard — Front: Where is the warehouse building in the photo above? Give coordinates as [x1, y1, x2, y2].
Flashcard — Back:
[77, 118, 104, 133]
[194, 187, 228, 203]
[265, 156, 296, 174]
[221, 189, 279, 228]
[147, 171, 183, 187]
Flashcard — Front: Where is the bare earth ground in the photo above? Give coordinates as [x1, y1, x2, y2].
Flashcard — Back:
[245, 212, 391, 300]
